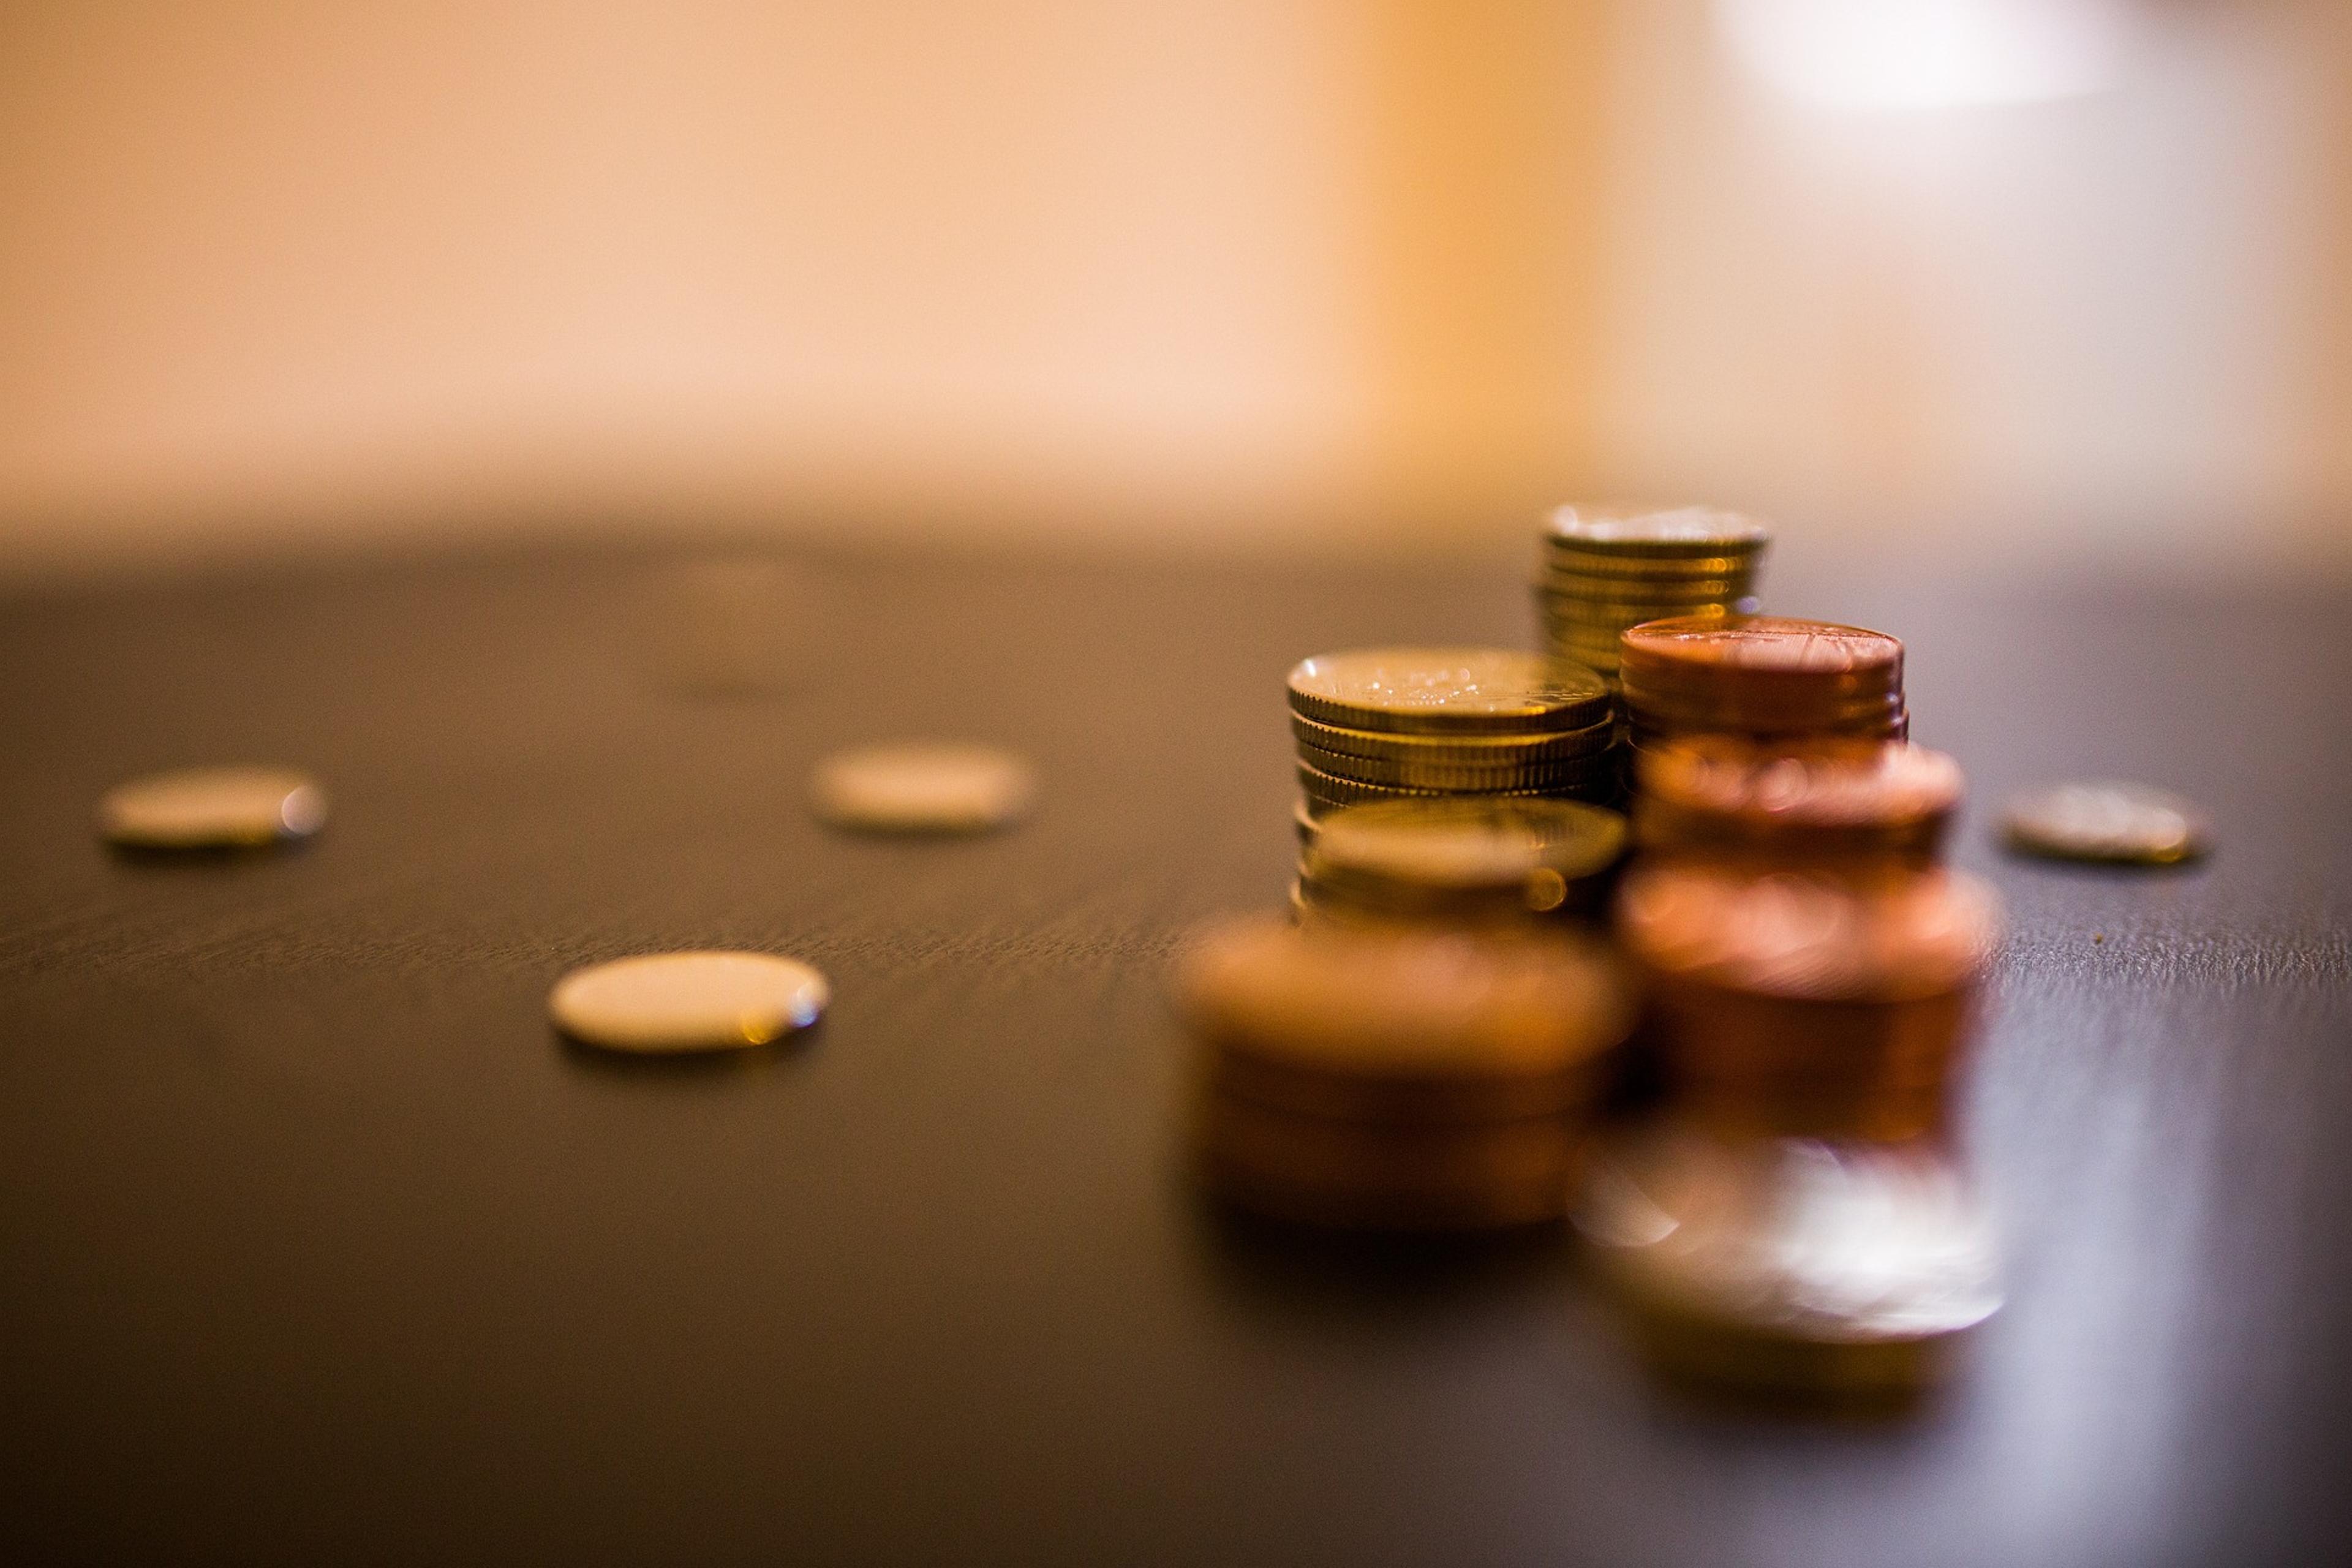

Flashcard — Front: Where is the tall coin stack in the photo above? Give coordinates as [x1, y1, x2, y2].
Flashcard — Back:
[1577, 709, 2003, 1403]
[1617, 617, 1908, 755]
[1175, 916, 1633, 1231]
[1535, 506, 1768, 683]
[1285, 647, 1617, 822]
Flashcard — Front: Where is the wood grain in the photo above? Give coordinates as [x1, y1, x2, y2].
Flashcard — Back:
[1, 543, 2347, 1566]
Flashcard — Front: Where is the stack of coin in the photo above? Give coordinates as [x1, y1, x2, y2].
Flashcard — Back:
[1632, 736, 1962, 870]
[1534, 505, 1768, 681]
[1575, 1125, 2002, 1406]
[1616, 862, 1998, 1142]
[1174, 916, 1633, 1231]
[1618, 617, 1907, 755]
[1292, 797, 1628, 930]
[1586, 858, 2002, 1403]
[1285, 647, 1618, 818]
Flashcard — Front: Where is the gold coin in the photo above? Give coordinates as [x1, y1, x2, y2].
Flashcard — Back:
[1544, 503, 1770, 556]
[548, 950, 829, 1052]
[1290, 712, 1615, 766]
[810, 742, 1035, 833]
[1296, 762, 1600, 810]
[2000, 782, 2206, 865]
[97, 766, 327, 850]
[1286, 647, 1610, 735]
[1295, 740, 1618, 793]
[1174, 914, 1632, 1084]
[1537, 570, 1758, 604]
[1293, 799, 1321, 846]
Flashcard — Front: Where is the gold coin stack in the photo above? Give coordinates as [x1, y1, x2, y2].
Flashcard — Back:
[1292, 798, 1627, 930]
[1175, 916, 1634, 1231]
[1535, 505, 1769, 682]
[1285, 647, 1618, 821]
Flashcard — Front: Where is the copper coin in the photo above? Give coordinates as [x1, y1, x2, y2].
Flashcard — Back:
[1634, 737, 1961, 864]
[1617, 862, 1999, 1004]
[1620, 617, 1903, 732]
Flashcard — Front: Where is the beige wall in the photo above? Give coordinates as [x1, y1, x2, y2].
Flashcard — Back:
[1, 1, 2345, 576]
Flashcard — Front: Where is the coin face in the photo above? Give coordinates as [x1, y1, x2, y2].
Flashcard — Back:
[96, 766, 327, 849]
[2001, 782, 2206, 865]
[1286, 647, 1609, 734]
[549, 950, 829, 1052]
[1620, 616, 1902, 680]
[1544, 503, 1770, 554]
[810, 743, 1035, 833]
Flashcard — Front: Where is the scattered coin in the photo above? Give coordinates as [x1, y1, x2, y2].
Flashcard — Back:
[810, 743, 1035, 834]
[549, 950, 829, 1053]
[2000, 781, 2206, 865]
[96, 766, 327, 850]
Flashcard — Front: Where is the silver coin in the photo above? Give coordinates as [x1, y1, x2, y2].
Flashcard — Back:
[1577, 1125, 2001, 1376]
[2001, 780, 2206, 865]
[811, 742, 1036, 833]
[97, 766, 327, 849]
[549, 950, 829, 1052]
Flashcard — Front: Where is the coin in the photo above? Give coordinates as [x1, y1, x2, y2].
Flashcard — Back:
[1296, 740, 1618, 794]
[2000, 782, 2207, 865]
[549, 950, 829, 1052]
[1544, 503, 1770, 556]
[1633, 737, 1962, 864]
[1618, 619, 1904, 735]
[1286, 647, 1610, 735]
[1576, 1125, 2000, 1398]
[1537, 571, 1758, 605]
[1296, 761, 1575, 812]
[1299, 798, 1626, 927]
[1174, 915, 1632, 1085]
[1618, 862, 1999, 1004]
[1291, 712, 1616, 766]
[810, 742, 1035, 833]
[96, 766, 327, 850]
[1293, 800, 1321, 846]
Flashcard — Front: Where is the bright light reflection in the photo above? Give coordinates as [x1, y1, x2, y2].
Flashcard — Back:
[1714, 0, 2133, 110]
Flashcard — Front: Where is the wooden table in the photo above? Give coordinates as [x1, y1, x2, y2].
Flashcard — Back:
[2, 543, 2346, 1566]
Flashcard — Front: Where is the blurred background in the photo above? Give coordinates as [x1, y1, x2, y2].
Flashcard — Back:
[2, 0, 2346, 580]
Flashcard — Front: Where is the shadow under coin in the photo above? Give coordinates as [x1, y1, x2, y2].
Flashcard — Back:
[552, 1022, 823, 1085]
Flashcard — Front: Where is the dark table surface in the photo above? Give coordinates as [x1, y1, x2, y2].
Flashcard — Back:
[1, 540, 2348, 1567]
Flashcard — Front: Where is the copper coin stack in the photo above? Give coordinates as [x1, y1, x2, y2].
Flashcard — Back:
[1534, 505, 1769, 683]
[1174, 916, 1633, 1231]
[1292, 797, 1628, 930]
[1631, 735, 1963, 870]
[1577, 666, 2002, 1401]
[1617, 616, 1908, 760]
[1285, 647, 1619, 821]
